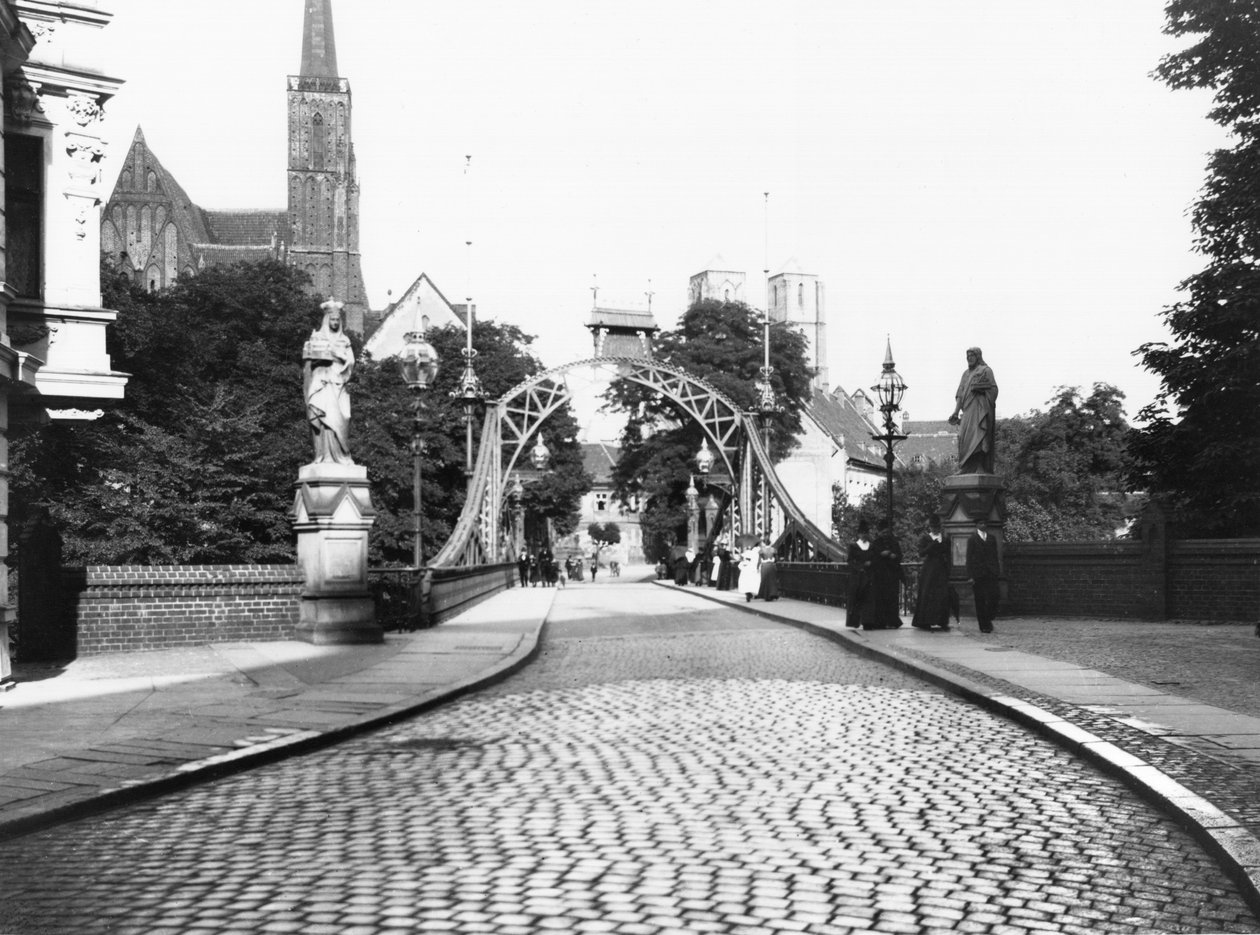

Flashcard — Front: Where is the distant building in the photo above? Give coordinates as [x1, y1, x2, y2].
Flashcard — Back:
[688, 257, 746, 306]
[775, 386, 890, 532]
[690, 256, 828, 393]
[561, 441, 644, 566]
[363, 273, 467, 361]
[586, 305, 659, 359]
[768, 258, 827, 393]
[99, 0, 370, 331]
[899, 417, 959, 471]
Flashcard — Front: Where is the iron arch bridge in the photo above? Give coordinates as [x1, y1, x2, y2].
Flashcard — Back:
[428, 355, 845, 570]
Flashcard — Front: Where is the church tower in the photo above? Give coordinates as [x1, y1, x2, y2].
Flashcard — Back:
[768, 259, 828, 392]
[288, 0, 368, 332]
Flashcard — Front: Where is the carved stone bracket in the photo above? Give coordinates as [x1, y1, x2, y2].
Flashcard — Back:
[4, 73, 43, 123]
[67, 92, 103, 127]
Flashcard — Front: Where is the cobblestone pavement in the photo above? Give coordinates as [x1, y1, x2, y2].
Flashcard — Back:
[1, 585, 1256, 935]
[891, 619, 1260, 838]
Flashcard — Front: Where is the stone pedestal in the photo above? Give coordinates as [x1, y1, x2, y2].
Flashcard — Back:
[938, 473, 1008, 600]
[292, 462, 381, 645]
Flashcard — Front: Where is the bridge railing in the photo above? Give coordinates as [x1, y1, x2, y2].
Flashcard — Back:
[369, 563, 517, 631]
[778, 561, 922, 617]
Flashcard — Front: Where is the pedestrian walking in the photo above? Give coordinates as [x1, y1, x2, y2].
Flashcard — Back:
[590, 556, 598, 581]
[911, 515, 954, 630]
[869, 517, 904, 629]
[757, 534, 779, 601]
[517, 549, 530, 588]
[845, 521, 875, 628]
[714, 540, 734, 591]
[738, 540, 761, 603]
[966, 517, 1001, 632]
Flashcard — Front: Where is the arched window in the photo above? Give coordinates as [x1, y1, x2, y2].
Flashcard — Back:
[311, 113, 325, 170]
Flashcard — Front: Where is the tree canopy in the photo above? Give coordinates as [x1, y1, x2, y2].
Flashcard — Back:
[1128, 0, 1260, 535]
[605, 299, 814, 560]
[11, 261, 589, 566]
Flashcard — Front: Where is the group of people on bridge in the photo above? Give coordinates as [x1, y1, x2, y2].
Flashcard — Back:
[516, 549, 620, 588]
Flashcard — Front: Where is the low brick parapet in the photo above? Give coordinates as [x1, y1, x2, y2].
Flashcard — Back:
[67, 564, 304, 655]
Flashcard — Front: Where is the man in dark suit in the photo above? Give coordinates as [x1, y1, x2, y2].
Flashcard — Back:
[965, 518, 1001, 633]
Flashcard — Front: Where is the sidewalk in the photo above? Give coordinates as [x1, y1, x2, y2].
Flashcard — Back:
[3, 576, 1259, 913]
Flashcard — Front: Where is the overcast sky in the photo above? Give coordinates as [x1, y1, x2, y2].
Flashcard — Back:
[97, 1, 1223, 426]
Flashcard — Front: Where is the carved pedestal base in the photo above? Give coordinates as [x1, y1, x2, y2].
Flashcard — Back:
[292, 463, 381, 645]
[938, 473, 1008, 603]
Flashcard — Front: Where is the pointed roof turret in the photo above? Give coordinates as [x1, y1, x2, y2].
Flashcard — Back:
[300, 0, 339, 78]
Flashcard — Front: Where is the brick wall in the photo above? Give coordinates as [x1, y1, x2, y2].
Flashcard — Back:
[1168, 540, 1260, 623]
[1003, 541, 1151, 618]
[1004, 537, 1259, 623]
[67, 565, 303, 655]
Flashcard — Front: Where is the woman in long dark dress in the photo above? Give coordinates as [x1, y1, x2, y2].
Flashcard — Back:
[715, 541, 734, 591]
[911, 515, 953, 630]
[845, 522, 875, 628]
[869, 517, 904, 629]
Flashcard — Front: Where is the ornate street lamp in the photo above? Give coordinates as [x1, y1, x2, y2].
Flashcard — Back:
[530, 433, 551, 471]
[869, 336, 908, 530]
[695, 437, 716, 475]
[399, 328, 439, 567]
[451, 240, 484, 482]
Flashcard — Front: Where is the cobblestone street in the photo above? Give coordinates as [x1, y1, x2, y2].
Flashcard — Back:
[1, 583, 1255, 934]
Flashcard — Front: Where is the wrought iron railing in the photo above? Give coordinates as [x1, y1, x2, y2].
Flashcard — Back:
[777, 561, 922, 616]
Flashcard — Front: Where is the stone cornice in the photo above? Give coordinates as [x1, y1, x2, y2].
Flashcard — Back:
[14, 1, 113, 32]
[17, 60, 120, 99]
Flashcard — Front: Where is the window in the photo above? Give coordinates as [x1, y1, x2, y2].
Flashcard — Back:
[311, 113, 325, 169]
[5, 133, 43, 299]
[595, 494, 608, 511]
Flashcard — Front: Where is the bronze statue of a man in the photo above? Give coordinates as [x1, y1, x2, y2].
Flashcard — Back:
[948, 346, 998, 474]
[302, 298, 355, 465]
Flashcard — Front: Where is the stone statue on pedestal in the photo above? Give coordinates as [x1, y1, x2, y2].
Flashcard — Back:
[292, 297, 379, 645]
[303, 298, 355, 465]
[948, 346, 998, 474]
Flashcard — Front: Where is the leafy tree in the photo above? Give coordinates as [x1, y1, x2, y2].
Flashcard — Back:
[1128, 1, 1260, 535]
[833, 460, 954, 549]
[999, 384, 1134, 541]
[11, 260, 316, 563]
[606, 299, 813, 549]
[587, 522, 621, 561]
[12, 262, 590, 566]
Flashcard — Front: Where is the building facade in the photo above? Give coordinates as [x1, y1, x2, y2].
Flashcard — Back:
[2, 0, 128, 679]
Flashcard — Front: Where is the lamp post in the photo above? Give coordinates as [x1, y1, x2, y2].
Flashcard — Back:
[451, 241, 484, 484]
[869, 337, 908, 530]
[686, 474, 700, 550]
[399, 328, 440, 567]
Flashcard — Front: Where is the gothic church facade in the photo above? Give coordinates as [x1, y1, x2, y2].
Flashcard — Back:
[100, 0, 369, 331]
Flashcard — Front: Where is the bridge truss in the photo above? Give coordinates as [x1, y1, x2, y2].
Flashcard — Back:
[428, 356, 844, 568]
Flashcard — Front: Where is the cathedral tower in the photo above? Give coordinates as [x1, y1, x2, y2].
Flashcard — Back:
[769, 259, 827, 392]
[288, 0, 368, 332]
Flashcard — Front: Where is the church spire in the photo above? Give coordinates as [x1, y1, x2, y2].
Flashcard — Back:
[300, 0, 339, 78]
